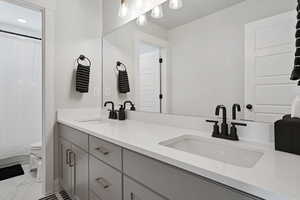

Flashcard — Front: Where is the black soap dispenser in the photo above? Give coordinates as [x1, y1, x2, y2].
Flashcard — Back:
[118, 105, 126, 120]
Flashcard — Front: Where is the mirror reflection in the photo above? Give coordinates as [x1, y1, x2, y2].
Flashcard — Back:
[103, 0, 298, 123]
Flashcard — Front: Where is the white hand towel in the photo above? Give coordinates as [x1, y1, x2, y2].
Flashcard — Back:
[291, 96, 300, 118]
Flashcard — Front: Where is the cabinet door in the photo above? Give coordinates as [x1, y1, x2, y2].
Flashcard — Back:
[60, 138, 73, 195]
[124, 176, 167, 200]
[72, 145, 89, 200]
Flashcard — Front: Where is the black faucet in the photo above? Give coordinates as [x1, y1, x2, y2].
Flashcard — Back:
[215, 105, 228, 136]
[104, 101, 118, 119]
[232, 104, 241, 120]
[123, 100, 136, 111]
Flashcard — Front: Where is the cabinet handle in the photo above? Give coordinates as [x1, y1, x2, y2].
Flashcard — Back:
[66, 149, 71, 165]
[95, 146, 110, 155]
[95, 177, 111, 189]
[130, 192, 135, 200]
[69, 151, 76, 167]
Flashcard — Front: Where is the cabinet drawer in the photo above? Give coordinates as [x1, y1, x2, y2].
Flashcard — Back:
[123, 150, 260, 200]
[58, 124, 88, 152]
[89, 156, 122, 200]
[124, 176, 167, 200]
[89, 135, 122, 170]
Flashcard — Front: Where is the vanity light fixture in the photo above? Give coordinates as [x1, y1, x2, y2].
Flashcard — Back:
[118, 0, 129, 18]
[169, 0, 183, 10]
[151, 5, 163, 19]
[136, 14, 147, 26]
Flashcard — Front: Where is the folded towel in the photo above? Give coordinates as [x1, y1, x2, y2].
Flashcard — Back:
[118, 70, 130, 93]
[295, 57, 300, 65]
[296, 48, 300, 57]
[76, 63, 90, 93]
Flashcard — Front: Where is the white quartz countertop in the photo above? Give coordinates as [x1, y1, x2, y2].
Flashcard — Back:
[57, 114, 300, 200]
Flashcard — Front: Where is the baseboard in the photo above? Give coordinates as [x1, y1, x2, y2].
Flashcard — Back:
[0, 155, 29, 168]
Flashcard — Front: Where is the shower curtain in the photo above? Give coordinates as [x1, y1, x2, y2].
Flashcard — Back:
[0, 32, 42, 160]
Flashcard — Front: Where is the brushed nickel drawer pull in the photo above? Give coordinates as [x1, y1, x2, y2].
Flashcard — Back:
[66, 149, 71, 165]
[95, 146, 110, 155]
[96, 177, 111, 189]
[69, 151, 76, 167]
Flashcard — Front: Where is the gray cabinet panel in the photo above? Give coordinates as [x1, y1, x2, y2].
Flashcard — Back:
[89, 135, 122, 170]
[72, 145, 89, 200]
[58, 124, 89, 151]
[89, 156, 122, 200]
[124, 176, 167, 200]
[60, 138, 73, 195]
[123, 150, 260, 200]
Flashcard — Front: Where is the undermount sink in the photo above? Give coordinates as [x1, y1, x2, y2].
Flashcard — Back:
[160, 135, 263, 168]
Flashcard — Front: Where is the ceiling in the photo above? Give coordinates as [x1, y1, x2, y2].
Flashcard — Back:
[149, 0, 246, 29]
[0, 1, 41, 31]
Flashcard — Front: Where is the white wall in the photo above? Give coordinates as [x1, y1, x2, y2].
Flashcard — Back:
[55, 0, 102, 109]
[168, 0, 296, 118]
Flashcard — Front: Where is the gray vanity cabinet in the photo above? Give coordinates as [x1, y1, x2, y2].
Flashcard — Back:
[59, 124, 89, 200]
[58, 123, 262, 200]
[123, 150, 261, 200]
[60, 139, 73, 195]
[72, 145, 89, 200]
[89, 155, 122, 200]
[123, 176, 167, 200]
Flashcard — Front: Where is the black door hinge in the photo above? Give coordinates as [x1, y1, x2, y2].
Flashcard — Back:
[159, 58, 163, 63]
[159, 94, 163, 99]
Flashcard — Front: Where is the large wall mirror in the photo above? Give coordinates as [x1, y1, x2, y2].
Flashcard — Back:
[102, 0, 298, 123]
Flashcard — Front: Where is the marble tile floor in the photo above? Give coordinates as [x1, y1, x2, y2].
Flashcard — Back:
[0, 165, 43, 200]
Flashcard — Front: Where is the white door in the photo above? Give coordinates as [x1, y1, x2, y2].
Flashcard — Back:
[245, 11, 298, 123]
[138, 46, 161, 113]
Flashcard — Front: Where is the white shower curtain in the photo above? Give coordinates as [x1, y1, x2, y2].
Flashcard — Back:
[0, 32, 42, 159]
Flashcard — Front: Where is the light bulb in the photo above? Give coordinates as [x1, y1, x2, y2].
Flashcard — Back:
[118, 0, 128, 18]
[136, 14, 147, 26]
[151, 5, 163, 19]
[169, 0, 183, 10]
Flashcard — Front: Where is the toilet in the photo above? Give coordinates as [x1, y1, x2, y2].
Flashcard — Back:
[29, 142, 42, 181]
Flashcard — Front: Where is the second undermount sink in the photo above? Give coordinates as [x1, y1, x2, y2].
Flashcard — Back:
[160, 135, 263, 168]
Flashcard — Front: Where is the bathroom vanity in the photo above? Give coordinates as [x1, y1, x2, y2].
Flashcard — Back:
[57, 110, 300, 200]
[58, 123, 260, 200]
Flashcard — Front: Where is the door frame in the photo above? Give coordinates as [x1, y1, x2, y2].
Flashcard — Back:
[0, 0, 56, 195]
[133, 31, 169, 113]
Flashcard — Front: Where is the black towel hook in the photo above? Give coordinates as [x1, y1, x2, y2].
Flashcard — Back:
[77, 54, 91, 67]
[116, 61, 127, 71]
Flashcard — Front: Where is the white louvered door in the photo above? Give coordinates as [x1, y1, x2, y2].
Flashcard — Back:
[245, 11, 299, 123]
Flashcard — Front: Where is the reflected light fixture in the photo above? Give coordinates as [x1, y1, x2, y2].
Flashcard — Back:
[136, 14, 147, 26]
[151, 5, 163, 19]
[169, 0, 183, 10]
[118, 0, 128, 18]
[17, 18, 27, 23]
